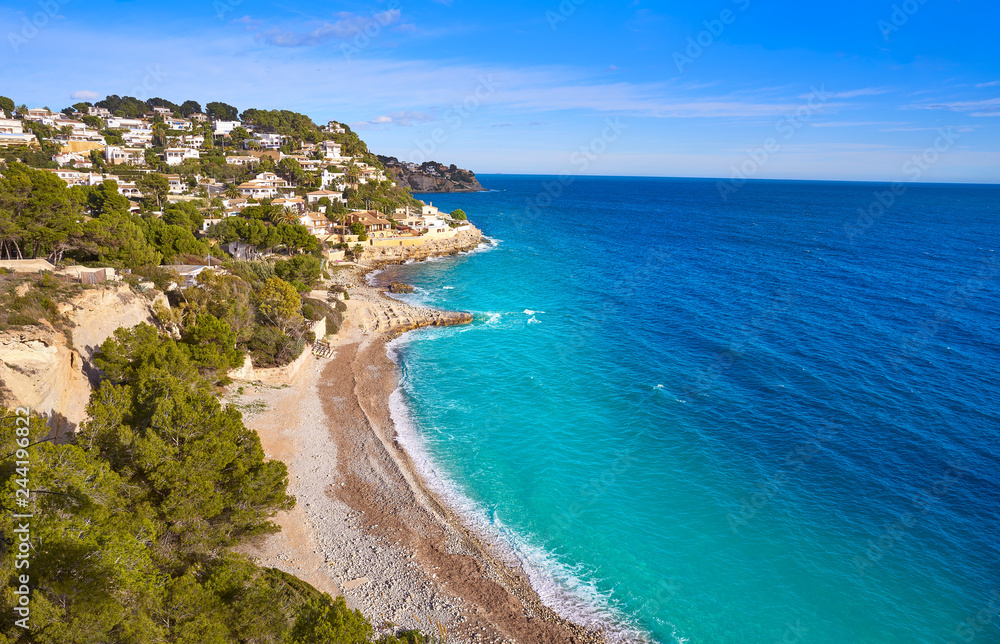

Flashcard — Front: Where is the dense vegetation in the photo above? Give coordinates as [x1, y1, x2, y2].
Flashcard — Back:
[0, 354, 426, 642]
[0, 163, 325, 266]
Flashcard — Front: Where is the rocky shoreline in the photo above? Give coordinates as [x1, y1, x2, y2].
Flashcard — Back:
[240, 230, 615, 643]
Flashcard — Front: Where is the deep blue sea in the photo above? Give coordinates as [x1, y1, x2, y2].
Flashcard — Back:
[382, 176, 1000, 644]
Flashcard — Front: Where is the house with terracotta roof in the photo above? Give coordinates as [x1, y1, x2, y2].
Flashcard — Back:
[299, 212, 333, 237]
[272, 197, 306, 212]
[345, 210, 393, 238]
[306, 189, 345, 204]
[237, 182, 279, 199]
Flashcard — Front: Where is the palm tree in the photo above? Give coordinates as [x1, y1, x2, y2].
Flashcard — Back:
[344, 162, 361, 187]
[152, 123, 167, 148]
[224, 186, 241, 199]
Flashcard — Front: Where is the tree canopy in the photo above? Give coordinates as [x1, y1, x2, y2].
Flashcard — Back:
[206, 101, 239, 121]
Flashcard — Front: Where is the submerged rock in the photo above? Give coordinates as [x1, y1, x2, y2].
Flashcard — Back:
[387, 282, 415, 294]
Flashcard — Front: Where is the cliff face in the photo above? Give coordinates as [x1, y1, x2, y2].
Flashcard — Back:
[0, 284, 165, 435]
[377, 156, 484, 193]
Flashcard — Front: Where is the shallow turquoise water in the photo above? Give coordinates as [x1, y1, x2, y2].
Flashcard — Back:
[382, 176, 1000, 643]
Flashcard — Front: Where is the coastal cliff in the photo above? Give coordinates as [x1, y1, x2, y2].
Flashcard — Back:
[378, 156, 484, 193]
[0, 284, 165, 435]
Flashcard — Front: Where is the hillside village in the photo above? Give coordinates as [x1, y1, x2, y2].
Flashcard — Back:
[0, 96, 472, 265]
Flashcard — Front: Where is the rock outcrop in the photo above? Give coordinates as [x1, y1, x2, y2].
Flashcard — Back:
[377, 156, 484, 193]
[387, 282, 415, 294]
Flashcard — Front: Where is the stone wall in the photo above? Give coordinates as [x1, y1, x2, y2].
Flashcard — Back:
[364, 226, 484, 268]
[228, 317, 327, 386]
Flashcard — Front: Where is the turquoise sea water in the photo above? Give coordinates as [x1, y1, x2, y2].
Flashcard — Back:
[380, 176, 1000, 644]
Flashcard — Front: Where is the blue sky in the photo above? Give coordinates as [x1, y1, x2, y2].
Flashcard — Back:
[2, 0, 999, 182]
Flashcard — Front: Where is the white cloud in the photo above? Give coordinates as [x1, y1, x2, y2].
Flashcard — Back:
[357, 111, 437, 128]
[810, 121, 905, 128]
[260, 9, 403, 46]
[904, 97, 1000, 117]
[798, 87, 891, 100]
[71, 90, 99, 100]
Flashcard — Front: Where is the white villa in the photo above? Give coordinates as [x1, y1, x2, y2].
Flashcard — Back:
[163, 148, 200, 165]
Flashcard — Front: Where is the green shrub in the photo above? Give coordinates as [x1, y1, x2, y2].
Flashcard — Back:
[6, 313, 38, 327]
[301, 297, 336, 323]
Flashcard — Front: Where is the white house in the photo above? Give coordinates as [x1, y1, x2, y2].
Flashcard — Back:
[236, 182, 278, 199]
[250, 172, 289, 188]
[299, 212, 332, 237]
[213, 120, 242, 136]
[106, 117, 151, 132]
[165, 174, 187, 194]
[53, 152, 93, 168]
[46, 169, 88, 186]
[281, 154, 319, 172]
[152, 106, 173, 116]
[320, 168, 345, 190]
[306, 190, 345, 205]
[165, 117, 191, 131]
[272, 197, 305, 212]
[87, 106, 112, 118]
[225, 155, 258, 166]
[324, 121, 346, 134]
[122, 131, 154, 148]
[0, 118, 23, 134]
[179, 134, 204, 149]
[105, 145, 144, 165]
[117, 182, 142, 199]
[319, 140, 343, 158]
[163, 148, 200, 165]
[23, 108, 54, 122]
[255, 132, 285, 149]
